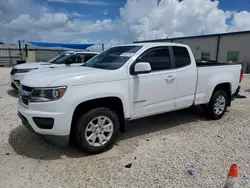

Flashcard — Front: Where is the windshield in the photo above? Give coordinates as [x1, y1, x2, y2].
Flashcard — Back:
[85, 46, 142, 70]
[48, 53, 73, 64]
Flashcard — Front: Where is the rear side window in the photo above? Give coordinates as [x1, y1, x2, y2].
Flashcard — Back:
[139, 47, 171, 71]
[173, 46, 191, 68]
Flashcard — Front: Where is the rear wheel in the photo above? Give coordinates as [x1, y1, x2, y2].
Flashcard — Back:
[204, 90, 228, 120]
[76, 107, 119, 154]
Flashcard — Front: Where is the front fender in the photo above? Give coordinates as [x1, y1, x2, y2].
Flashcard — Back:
[66, 80, 130, 118]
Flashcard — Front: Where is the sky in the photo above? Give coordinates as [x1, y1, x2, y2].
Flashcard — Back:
[1, 0, 250, 51]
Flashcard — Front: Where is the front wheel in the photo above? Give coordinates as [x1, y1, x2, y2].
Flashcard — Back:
[76, 107, 120, 154]
[204, 90, 228, 120]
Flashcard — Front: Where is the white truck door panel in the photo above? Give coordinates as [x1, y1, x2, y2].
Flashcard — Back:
[129, 71, 177, 118]
[175, 67, 197, 107]
[172, 46, 197, 108]
[129, 47, 177, 119]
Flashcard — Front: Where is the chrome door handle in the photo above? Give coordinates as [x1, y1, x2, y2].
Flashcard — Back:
[165, 76, 175, 83]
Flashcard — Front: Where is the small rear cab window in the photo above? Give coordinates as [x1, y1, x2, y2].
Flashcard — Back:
[173, 46, 191, 68]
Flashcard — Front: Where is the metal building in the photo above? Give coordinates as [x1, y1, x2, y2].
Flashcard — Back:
[134, 31, 250, 72]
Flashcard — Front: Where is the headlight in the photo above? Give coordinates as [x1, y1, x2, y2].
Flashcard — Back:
[16, 68, 38, 73]
[30, 86, 67, 102]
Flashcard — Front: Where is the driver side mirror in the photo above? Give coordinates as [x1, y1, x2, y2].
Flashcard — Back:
[133, 62, 151, 75]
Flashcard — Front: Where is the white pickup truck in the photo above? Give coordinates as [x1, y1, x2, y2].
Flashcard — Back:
[18, 43, 242, 154]
[10, 51, 98, 89]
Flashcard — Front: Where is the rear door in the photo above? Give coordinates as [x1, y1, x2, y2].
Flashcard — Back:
[171, 46, 197, 108]
[129, 46, 178, 119]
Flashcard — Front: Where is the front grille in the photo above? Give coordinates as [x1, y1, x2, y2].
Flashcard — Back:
[10, 68, 17, 75]
[20, 85, 33, 106]
[21, 85, 33, 92]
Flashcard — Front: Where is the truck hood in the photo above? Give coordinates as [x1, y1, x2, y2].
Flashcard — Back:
[21, 66, 119, 87]
[14, 62, 52, 69]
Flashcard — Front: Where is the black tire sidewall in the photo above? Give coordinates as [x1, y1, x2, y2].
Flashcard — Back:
[76, 107, 120, 154]
[208, 90, 228, 119]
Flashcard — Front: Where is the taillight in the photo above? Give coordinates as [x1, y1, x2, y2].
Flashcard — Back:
[240, 69, 243, 83]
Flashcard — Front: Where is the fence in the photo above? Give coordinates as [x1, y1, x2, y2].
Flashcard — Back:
[35, 49, 68, 62]
[0, 48, 68, 67]
[0, 48, 21, 67]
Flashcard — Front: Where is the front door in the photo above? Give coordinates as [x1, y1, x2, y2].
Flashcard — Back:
[129, 46, 177, 119]
[69, 54, 85, 67]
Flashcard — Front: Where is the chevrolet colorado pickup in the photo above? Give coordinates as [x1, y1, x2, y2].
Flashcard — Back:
[18, 43, 242, 153]
[10, 51, 98, 89]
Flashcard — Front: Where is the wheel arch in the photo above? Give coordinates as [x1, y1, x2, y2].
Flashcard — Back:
[211, 82, 232, 106]
[69, 97, 126, 143]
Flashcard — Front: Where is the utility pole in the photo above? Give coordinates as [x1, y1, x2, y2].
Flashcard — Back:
[18, 40, 22, 60]
[25, 44, 28, 58]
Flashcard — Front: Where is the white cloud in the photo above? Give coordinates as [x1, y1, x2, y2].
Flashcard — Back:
[230, 11, 250, 31]
[2, 0, 250, 47]
[4, 13, 68, 32]
[0, 0, 116, 42]
[35, 13, 68, 29]
[120, 0, 234, 41]
[4, 14, 34, 32]
[64, 19, 117, 34]
[47, 0, 111, 6]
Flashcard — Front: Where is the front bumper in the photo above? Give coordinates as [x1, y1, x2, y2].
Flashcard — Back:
[18, 111, 69, 146]
[18, 111, 36, 133]
[17, 99, 73, 146]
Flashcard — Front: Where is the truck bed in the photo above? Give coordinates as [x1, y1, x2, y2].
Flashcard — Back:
[196, 62, 238, 67]
[195, 63, 242, 105]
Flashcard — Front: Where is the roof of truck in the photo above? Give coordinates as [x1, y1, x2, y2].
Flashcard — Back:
[116, 42, 189, 47]
[65, 51, 99, 54]
[75, 51, 99, 54]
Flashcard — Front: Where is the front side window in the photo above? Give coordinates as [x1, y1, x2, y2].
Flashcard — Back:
[173, 46, 191, 68]
[138, 47, 171, 71]
[84, 54, 96, 63]
[85, 46, 142, 70]
[65, 55, 83, 64]
[49, 53, 73, 64]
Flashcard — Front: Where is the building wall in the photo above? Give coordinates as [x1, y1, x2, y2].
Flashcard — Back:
[26, 51, 36, 62]
[218, 33, 250, 63]
[170, 37, 218, 60]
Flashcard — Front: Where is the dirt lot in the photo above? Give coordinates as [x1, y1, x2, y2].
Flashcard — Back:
[0, 67, 250, 188]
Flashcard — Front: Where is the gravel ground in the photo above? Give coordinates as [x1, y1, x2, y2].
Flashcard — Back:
[0, 67, 250, 188]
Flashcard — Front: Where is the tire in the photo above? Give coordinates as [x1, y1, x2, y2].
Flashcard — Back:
[204, 90, 228, 120]
[76, 107, 120, 154]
